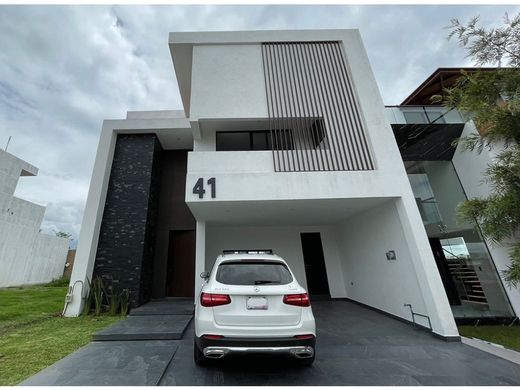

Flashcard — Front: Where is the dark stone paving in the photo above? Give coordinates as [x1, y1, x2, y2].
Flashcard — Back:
[20, 340, 178, 386]
[159, 300, 520, 386]
[92, 314, 192, 341]
[20, 300, 520, 386]
[130, 298, 194, 316]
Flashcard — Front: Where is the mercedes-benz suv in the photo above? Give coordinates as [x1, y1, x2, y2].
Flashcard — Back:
[194, 250, 316, 366]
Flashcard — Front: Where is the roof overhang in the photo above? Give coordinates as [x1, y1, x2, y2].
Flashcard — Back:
[401, 67, 497, 106]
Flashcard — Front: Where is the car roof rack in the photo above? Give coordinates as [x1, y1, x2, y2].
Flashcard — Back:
[222, 249, 273, 255]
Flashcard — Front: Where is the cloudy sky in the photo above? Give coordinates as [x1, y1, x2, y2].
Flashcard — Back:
[1, 4, 518, 246]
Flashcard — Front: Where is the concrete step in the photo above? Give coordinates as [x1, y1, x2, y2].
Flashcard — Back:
[129, 298, 194, 316]
[92, 314, 192, 341]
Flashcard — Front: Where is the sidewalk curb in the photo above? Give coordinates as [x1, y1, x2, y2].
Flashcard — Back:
[461, 336, 520, 365]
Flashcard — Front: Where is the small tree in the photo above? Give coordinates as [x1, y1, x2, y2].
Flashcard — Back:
[55, 230, 72, 239]
[439, 13, 520, 287]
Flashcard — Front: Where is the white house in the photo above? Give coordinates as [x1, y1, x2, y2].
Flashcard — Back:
[64, 29, 518, 339]
[0, 149, 69, 287]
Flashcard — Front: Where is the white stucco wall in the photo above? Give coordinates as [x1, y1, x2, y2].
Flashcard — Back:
[0, 150, 69, 287]
[452, 122, 520, 316]
[190, 44, 268, 120]
[338, 200, 431, 327]
[205, 224, 346, 298]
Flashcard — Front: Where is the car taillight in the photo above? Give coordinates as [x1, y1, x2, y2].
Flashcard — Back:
[203, 334, 224, 340]
[283, 293, 310, 307]
[200, 292, 231, 307]
[295, 334, 315, 340]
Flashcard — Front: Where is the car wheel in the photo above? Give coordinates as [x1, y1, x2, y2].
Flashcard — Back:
[194, 340, 207, 366]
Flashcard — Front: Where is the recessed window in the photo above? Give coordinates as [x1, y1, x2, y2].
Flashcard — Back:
[216, 132, 251, 151]
[216, 130, 294, 151]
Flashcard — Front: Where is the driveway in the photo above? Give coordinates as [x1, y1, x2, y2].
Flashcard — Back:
[22, 300, 520, 386]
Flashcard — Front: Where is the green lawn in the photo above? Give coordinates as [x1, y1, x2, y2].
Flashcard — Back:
[459, 325, 520, 351]
[0, 286, 68, 332]
[0, 285, 120, 385]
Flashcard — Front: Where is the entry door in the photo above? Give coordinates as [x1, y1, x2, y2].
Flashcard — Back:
[300, 232, 330, 296]
[166, 230, 196, 297]
[429, 238, 461, 305]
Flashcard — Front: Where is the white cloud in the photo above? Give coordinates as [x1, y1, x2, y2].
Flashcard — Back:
[0, 5, 518, 244]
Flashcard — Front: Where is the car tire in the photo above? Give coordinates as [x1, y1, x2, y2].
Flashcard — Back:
[194, 341, 207, 366]
[297, 353, 315, 366]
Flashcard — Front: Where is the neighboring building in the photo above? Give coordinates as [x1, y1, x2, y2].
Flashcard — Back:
[0, 149, 69, 287]
[387, 68, 517, 321]
[64, 29, 518, 338]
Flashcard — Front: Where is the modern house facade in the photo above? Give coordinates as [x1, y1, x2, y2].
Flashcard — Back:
[0, 149, 69, 287]
[64, 29, 518, 338]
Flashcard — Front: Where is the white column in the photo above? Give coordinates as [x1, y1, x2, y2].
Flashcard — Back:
[194, 220, 206, 301]
[395, 195, 460, 338]
[63, 125, 117, 317]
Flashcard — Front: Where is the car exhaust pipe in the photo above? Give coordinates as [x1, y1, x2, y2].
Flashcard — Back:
[291, 347, 314, 359]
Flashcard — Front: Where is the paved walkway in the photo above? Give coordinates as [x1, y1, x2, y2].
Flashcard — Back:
[21, 300, 520, 386]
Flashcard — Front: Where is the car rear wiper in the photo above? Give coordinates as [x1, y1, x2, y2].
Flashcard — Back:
[254, 280, 280, 285]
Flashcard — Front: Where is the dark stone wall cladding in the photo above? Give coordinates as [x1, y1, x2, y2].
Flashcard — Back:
[93, 134, 162, 308]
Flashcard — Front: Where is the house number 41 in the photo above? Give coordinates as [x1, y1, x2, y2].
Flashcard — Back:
[193, 177, 216, 199]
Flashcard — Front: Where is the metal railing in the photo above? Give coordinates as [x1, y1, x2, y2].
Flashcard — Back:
[385, 105, 466, 125]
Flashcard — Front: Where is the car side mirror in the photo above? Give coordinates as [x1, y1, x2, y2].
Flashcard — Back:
[200, 271, 210, 280]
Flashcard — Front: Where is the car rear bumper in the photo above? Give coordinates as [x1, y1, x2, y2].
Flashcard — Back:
[196, 335, 316, 359]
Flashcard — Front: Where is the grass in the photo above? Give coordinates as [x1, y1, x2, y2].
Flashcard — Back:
[0, 285, 120, 385]
[458, 325, 520, 351]
[0, 286, 68, 332]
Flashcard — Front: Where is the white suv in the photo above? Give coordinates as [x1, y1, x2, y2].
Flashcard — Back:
[194, 250, 316, 366]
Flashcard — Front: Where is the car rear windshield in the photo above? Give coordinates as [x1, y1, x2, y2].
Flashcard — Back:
[216, 261, 293, 286]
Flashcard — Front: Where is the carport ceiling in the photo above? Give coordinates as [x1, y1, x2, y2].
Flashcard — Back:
[188, 197, 394, 226]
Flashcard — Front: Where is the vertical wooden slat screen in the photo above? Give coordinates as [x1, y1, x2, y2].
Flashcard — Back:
[262, 41, 374, 172]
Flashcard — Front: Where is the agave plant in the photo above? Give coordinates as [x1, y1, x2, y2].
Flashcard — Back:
[120, 289, 130, 316]
[92, 276, 105, 316]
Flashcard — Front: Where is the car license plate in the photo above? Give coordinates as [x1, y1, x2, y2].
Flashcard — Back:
[247, 296, 268, 310]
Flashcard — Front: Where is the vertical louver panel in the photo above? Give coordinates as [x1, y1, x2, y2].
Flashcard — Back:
[261, 41, 374, 172]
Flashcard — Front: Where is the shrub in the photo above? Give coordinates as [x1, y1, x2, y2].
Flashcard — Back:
[44, 276, 70, 288]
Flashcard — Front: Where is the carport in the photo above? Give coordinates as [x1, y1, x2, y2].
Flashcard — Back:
[23, 300, 520, 385]
[195, 196, 454, 335]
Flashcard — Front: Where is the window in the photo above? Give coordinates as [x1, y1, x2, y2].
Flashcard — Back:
[216, 130, 295, 151]
[216, 132, 251, 151]
[216, 261, 293, 285]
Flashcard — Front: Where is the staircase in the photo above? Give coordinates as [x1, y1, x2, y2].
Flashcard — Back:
[446, 259, 488, 305]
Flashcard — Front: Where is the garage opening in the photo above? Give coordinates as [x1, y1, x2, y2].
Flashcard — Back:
[300, 232, 330, 297]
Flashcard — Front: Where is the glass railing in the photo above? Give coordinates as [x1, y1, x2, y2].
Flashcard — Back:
[385, 105, 466, 125]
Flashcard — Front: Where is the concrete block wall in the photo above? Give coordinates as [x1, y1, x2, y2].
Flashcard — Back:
[0, 150, 69, 287]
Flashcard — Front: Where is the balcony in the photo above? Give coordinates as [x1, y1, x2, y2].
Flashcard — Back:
[386, 106, 467, 161]
[385, 105, 466, 125]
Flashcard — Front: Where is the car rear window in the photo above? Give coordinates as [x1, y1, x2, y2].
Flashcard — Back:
[216, 261, 293, 286]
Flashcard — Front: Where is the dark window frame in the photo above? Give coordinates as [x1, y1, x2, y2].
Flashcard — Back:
[216, 130, 295, 151]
